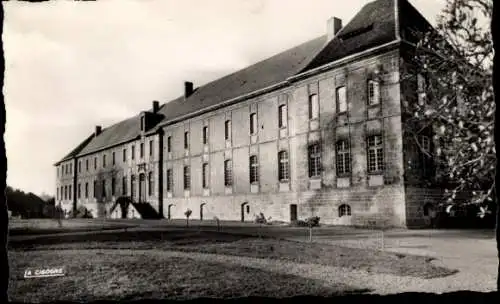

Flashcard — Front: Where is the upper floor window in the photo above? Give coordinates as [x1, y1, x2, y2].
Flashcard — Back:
[103, 154, 106, 168]
[112, 152, 115, 165]
[140, 143, 144, 158]
[202, 163, 209, 189]
[368, 80, 380, 105]
[111, 178, 116, 196]
[225, 120, 231, 140]
[250, 113, 257, 135]
[166, 169, 173, 192]
[64, 186, 67, 200]
[123, 149, 127, 162]
[249, 155, 259, 184]
[184, 132, 190, 149]
[149, 140, 153, 156]
[367, 135, 384, 173]
[148, 172, 153, 196]
[131, 145, 135, 160]
[78, 161, 81, 173]
[308, 144, 321, 178]
[336, 86, 347, 113]
[94, 157, 97, 170]
[167, 136, 172, 153]
[224, 160, 233, 186]
[93, 181, 97, 198]
[203, 126, 209, 145]
[85, 183, 89, 198]
[140, 116, 145, 132]
[78, 183, 81, 199]
[69, 185, 72, 200]
[183, 166, 190, 190]
[308, 94, 319, 120]
[336, 140, 351, 176]
[278, 104, 287, 128]
[86, 159, 89, 171]
[278, 151, 289, 182]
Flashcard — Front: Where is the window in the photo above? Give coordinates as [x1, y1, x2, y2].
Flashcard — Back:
[86, 159, 89, 171]
[148, 172, 153, 196]
[278, 151, 289, 182]
[69, 165, 72, 174]
[183, 166, 190, 190]
[112, 152, 115, 165]
[131, 145, 135, 160]
[308, 94, 319, 119]
[225, 120, 231, 140]
[102, 180, 106, 197]
[78, 161, 81, 173]
[122, 176, 127, 195]
[166, 169, 173, 192]
[368, 80, 380, 105]
[64, 186, 67, 200]
[85, 183, 89, 198]
[367, 135, 384, 173]
[140, 143, 144, 158]
[69, 185, 72, 200]
[278, 104, 287, 128]
[111, 178, 116, 196]
[93, 181, 97, 198]
[250, 113, 257, 135]
[123, 149, 127, 162]
[140, 116, 145, 131]
[203, 126, 208, 145]
[149, 140, 153, 156]
[103, 154, 106, 167]
[78, 183, 81, 199]
[94, 157, 97, 170]
[249, 155, 259, 184]
[224, 160, 233, 186]
[339, 204, 351, 217]
[336, 140, 351, 176]
[167, 136, 172, 152]
[308, 144, 321, 178]
[202, 163, 209, 189]
[336, 86, 347, 113]
[184, 132, 189, 149]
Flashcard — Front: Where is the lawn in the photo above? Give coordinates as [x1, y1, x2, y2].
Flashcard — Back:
[8, 251, 365, 302]
[8, 219, 136, 236]
[9, 230, 458, 279]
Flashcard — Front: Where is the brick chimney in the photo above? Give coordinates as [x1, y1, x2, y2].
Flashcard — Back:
[327, 17, 343, 41]
[184, 81, 194, 99]
[152, 101, 160, 113]
[95, 125, 102, 137]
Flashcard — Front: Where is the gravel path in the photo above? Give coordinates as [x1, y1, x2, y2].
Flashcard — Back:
[53, 248, 494, 295]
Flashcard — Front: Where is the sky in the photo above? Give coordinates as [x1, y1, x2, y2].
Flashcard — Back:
[3, 0, 446, 197]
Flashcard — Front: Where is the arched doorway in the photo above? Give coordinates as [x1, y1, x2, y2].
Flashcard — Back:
[139, 173, 146, 203]
[200, 202, 206, 221]
[168, 204, 174, 220]
[241, 202, 249, 222]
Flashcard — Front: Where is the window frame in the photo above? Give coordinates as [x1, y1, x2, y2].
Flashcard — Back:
[336, 86, 347, 113]
[367, 80, 380, 106]
[249, 155, 259, 184]
[278, 150, 290, 182]
[278, 104, 287, 128]
[183, 166, 191, 190]
[225, 120, 231, 140]
[367, 135, 384, 173]
[224, 159, 233, 187]
[336, 139, 351, 176]
[148, 172, 153, 196]
[249, 113, 257, 135]
[308, 143, 322, 178]
[166, 169, 173, 192]
[308, 94, 319, 120]
[203, 126, 209, 145]
[338, 204, 352, 217]
[202, 163, 209, 189]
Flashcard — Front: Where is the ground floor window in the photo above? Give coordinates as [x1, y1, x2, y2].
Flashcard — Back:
[338, 204, 351, 217]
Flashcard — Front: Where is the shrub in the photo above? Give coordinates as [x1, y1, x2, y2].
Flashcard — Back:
[254, 212, 267, 224]
[68, 206, 93, 219]
[305, 216, 321, 227]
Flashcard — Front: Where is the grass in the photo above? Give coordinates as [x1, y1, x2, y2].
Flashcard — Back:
[8, 251, 366, 302]
[9, 230, 458, 279]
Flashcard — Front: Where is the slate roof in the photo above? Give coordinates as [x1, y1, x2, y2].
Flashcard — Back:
[56, 0, 433, 163]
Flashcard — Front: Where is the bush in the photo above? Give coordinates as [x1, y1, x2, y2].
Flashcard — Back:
[290, 216, 321, 227]
[254, 212, 267, 224]
[68, 206, 93, 219]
